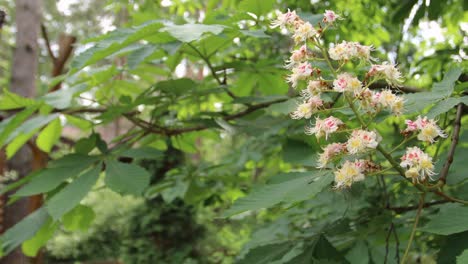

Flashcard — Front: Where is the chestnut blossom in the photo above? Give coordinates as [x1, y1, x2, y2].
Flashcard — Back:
[329, 41, 374, 61]
[376, 90, 405, 115]
[292, 22, 317, 43]
[346, 129, 380, 154]
[271, 9, 298, 29]
[334, 160, 367, 189]
[305, 116, 344, 140]
[323, 10, 340, 24]
[285, 45, 309, 69]
[367, 62, 403, 86]
[404, 116, 447, 143]
[332, 73, 362, 93]
[287, 62, 314, 88]
[290, 96, 323, 120]
[317, 142, 346, 168]
[400, 146, 436, 182]
[301, 79, 329, 98]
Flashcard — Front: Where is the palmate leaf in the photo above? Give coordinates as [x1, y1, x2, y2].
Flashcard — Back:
[223, 171, 333, 217]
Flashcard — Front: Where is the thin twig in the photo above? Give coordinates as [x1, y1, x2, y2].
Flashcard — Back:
[186, 43, 237, 99]
[401, 194, 425, 264]
[393, 224, 400, 263]
[439, 103, 464, 184]
[123, 98, 287, 136]
[384, 222, 394, 264]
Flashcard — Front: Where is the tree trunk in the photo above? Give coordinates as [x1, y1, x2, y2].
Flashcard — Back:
[1, 0, 41, 263]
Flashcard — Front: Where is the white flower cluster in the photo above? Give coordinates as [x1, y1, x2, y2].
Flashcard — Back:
[332, 73, 362, 93]
[273, 10, 444, 190]
[367, 62, 403, 87]
[290, 95, 324, 120]
[305, 116, 344, 140]
[329, 41, 374, 61]
[400, 146, 436, 183]
[334, 159, 377, 189]
[346, 130, 380, 154]
[404, 116, 447, 143]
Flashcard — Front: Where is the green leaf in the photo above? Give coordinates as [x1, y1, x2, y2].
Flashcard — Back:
[36, 118, 62, 153]
[238, 242, 295, 264]
[267, 99, 297, 114]
[41, 84, 88, 109]
[71, 21, 164, 70]
[457, 250, 468, 264]
[0, 89, 38, 110]
[404, 67, 462, 114]
[239, 0, 275, 16]
[21, 218, 58, 257]
[0, 208, 49, 255]
[427, 97, 463, 119]
[156, 78, 198, 96]
[432, 67, 462, 98]
[404, 92, 442, 114]
[0, 106, 38, 147]
[74, 134, 98, 154]
[105, 160, 151, 195]
[127, 45, 157, 69]
[15, 155, 98, 196]
[346, 241, 369, 264]
[65, 115, 93, 130]
[46, 165, 100, 220]
[161, 24, 225, 43]
[437, 231, 468, 264]
[282, 139, 317, 166]
[224, 171, 332, 217]
[420, 204, 468, 235]
[62, 204, 95, 231]
[5, 114, 60, 158]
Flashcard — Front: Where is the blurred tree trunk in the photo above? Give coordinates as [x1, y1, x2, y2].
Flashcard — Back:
[1, 0, 41, 263]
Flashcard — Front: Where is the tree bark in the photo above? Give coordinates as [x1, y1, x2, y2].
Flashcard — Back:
[1, 0, 41, 263]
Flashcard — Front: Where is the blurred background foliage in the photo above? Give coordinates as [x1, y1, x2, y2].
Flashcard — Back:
[0, 0, 467, 263]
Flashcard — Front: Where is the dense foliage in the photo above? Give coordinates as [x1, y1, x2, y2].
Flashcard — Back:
[0, 0, 467, 263]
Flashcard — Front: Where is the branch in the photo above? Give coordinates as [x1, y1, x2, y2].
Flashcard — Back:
[124, 98, 288, 136]
[387, 200, 450, 213]
[41, 24, 56, 63]
[438, 103, 464, 184]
